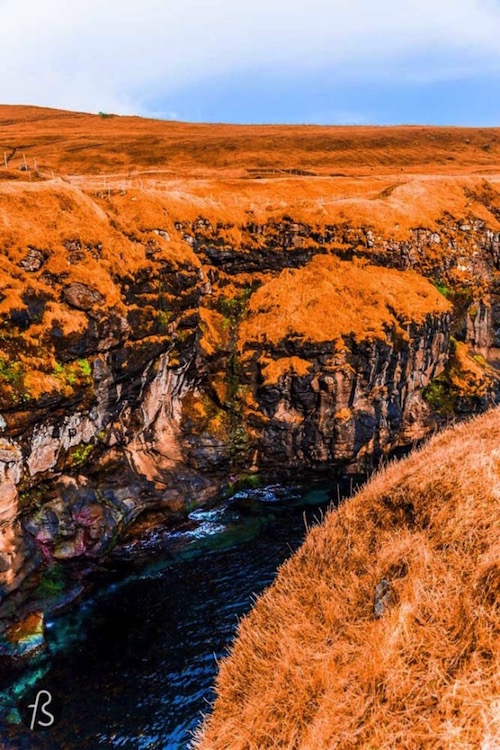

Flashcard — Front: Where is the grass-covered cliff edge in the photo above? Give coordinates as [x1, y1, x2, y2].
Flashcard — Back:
[196, 408, 500, 750]
[1, 105, 500, 636]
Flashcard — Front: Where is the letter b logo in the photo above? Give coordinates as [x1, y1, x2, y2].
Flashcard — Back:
[19, 685, 61, 731]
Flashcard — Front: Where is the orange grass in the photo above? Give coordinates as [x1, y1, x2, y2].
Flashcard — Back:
[239, 256, 451, 351]
[260, 356, 314, 385]
[142, 175, 500, 240]
[0, 181, 201, 401]
[2, 105, 500, 178]
[3, 106, 500, 259]
[197, 408, 500, 749]
[449, 343, 495, 400]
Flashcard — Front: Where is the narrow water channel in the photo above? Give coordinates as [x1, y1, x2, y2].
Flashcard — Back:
[0, 479, 360, 750]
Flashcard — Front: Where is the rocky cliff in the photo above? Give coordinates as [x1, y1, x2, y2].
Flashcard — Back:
[1, 118, 500, 628]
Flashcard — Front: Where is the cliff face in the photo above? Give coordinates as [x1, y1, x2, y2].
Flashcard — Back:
[236, 257, 451, 472]
[0, 184, 208, 598]
[247, 316, 450, 471]
[1, 167, 500, 608]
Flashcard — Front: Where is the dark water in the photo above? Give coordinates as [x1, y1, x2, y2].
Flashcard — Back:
[0, 480, 357, 750]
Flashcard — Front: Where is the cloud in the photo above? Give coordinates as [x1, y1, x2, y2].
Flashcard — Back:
[1, 0, 500, 117]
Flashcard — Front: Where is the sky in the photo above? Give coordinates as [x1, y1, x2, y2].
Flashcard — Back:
[1, 0, 500, 125]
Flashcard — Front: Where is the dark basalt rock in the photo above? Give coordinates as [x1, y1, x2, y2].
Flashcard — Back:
[18, 247, 45, 272]
[374, 578, 392, 618]
[63, 283, 104, 311]
[9, 308, 31, 330]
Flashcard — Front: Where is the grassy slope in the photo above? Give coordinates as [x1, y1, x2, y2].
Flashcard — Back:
[1, 104, 500, 177]
[1, 105, 499, 410]
[2, 104, 500, 237]
[3, 106, 500, 244]
[197, 409, 500, 749]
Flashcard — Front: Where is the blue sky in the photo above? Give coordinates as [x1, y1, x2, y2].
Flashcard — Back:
[144, 68, 500, 126]
[1, 0, 500, 125]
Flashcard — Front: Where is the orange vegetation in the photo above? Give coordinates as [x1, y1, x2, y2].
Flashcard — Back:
[3, 105, 500, 243]
[199, 308, 230, 357]
[239, 256, 451, 351]
[3, 105, 500, 247]
[143, 175, 500, 242]
[1, 105, 499, 406]
[197, 408, 500, 749]
[2, 105, 500, 178]
[0, 181, 200, 403]
[260, 356, 313, 385]
[449, 342, 495, 400]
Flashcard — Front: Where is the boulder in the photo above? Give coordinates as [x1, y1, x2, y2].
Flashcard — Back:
[19, 248, 45, 272]
[63, 283, 104, 311]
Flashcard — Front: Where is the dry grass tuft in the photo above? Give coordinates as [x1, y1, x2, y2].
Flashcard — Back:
[197, 408, 500, 749]
[260, 356, 314, 385]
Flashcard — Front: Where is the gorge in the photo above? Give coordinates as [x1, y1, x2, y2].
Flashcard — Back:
[0, 106, 499, 745]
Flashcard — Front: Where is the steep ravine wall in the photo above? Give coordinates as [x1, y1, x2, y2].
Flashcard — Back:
[248, 316, 451, 471]
[0, 184, 499, 620]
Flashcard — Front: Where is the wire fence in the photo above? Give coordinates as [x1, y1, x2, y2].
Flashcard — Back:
[1, 156, 359, 209]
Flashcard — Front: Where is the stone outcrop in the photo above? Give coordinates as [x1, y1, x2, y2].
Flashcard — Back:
[247, 315, 450, 472]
